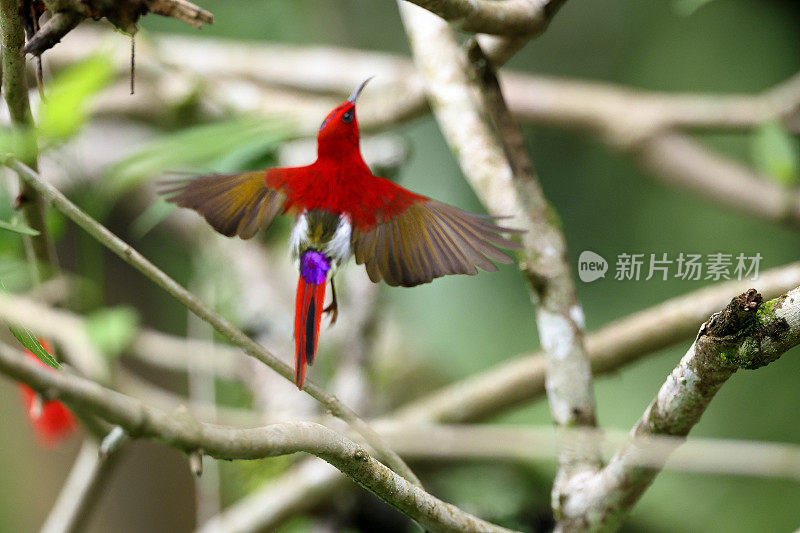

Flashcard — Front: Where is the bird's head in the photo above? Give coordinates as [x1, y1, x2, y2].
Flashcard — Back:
[316, 77, 372, 159]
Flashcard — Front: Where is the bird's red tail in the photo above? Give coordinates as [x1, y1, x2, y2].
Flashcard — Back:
[294, 275, 326, 389]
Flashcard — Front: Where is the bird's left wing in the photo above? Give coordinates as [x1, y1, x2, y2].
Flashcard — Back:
[352, 178, 523, 287]
[161, 170, 289, 239]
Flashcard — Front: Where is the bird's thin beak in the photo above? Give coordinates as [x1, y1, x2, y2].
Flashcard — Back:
[347, 76, 374, 103]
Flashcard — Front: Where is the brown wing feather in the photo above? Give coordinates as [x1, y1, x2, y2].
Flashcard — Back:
[161, 171, 286, 239]
[354, 200, 522, 287]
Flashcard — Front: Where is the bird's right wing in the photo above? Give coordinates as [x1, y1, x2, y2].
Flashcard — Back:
[161, 170, 289, 239]
[352, 178, 523, 287]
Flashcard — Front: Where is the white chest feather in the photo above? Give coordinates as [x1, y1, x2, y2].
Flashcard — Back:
[290, 211, 353, 270]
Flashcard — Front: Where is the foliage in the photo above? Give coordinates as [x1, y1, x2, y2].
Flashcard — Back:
[9, 325, 59, 368]
[85, 306, 140, 359]
[752, 120, 799, 186]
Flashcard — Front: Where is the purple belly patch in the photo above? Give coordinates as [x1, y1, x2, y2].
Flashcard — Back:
[300, 250, 330, 285]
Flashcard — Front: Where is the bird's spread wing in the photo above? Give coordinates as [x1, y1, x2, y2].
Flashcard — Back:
[161, 170, 288, 239]
[353, 181, 523, 287]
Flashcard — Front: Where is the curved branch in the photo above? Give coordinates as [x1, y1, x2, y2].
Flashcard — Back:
[0, 344, 514, 533]
[402, 0, 567, 36]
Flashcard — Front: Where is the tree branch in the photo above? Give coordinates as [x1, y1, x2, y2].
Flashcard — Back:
[401, 0, 568, 36]
[2, 158, 421, 488]
[375, 424, 800, 481]
[557, 286, 800, 530]
[395, 262, 800, 423]
[398, 4, 598, 506]
[24, 0, 211, 55]
[636, 131, 800, 231]
[0, 343, 514, 533]
[22, 11, 83, 55]
[0, 0, 56, 281]
[40, 31, 800, 232]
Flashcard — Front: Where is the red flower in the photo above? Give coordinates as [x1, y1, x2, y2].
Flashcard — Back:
[18, 341, 77, 446]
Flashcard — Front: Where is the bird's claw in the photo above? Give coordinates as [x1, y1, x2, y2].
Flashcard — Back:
[323, 301, 338, 326]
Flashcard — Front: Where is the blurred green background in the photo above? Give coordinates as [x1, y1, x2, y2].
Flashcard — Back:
[0, 0, 799, 531]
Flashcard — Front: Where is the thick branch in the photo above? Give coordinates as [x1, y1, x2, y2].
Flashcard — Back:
[402, 0, 567, 36]
[558, 286, 800, 530]
[27, 0, 212, 55]
[398, 5, 598, 501]
[0, 344, 513, 533]
[3, 158, 420, 488]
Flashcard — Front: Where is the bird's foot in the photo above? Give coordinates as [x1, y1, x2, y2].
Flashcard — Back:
[323, 301, 338, 326]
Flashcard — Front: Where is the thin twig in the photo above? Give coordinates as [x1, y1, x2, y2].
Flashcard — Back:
[3, 157, 421, 487]
[40, 431, 127, 533]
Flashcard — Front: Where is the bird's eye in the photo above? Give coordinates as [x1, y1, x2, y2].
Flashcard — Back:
[342, 110, 354, 123]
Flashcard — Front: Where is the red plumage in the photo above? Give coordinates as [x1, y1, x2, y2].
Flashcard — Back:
[18, 342, 77, 446]
[268, 163, 425, 232]
[294, 276, 326, 389]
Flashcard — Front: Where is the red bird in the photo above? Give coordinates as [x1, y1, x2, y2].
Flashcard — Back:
[164, 78, 522, 389]
[18, 342, 77, 446]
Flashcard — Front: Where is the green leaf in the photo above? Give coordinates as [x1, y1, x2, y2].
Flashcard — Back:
[0, 218, 40, 236]
[128, 199, 177, 239]
[84, 306, 140, 359]
[106, 115, 296, 199]
[38, 54, 114, 142]
[10, 325, 59, 368]
[752, 120, 800, 186]
[673, 0, 716, 16]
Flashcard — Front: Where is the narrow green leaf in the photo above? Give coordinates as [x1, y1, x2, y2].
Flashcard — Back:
[9, 325, 59, 368]
[84, 306, 140, 359]
[0, 218, 40, 236]
[106, 115, 296, 199]
[752, 120, 800, 186]
[38, 54, 114, 142]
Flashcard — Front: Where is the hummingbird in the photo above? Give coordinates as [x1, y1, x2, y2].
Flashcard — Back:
[163, 78, 522, 389]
